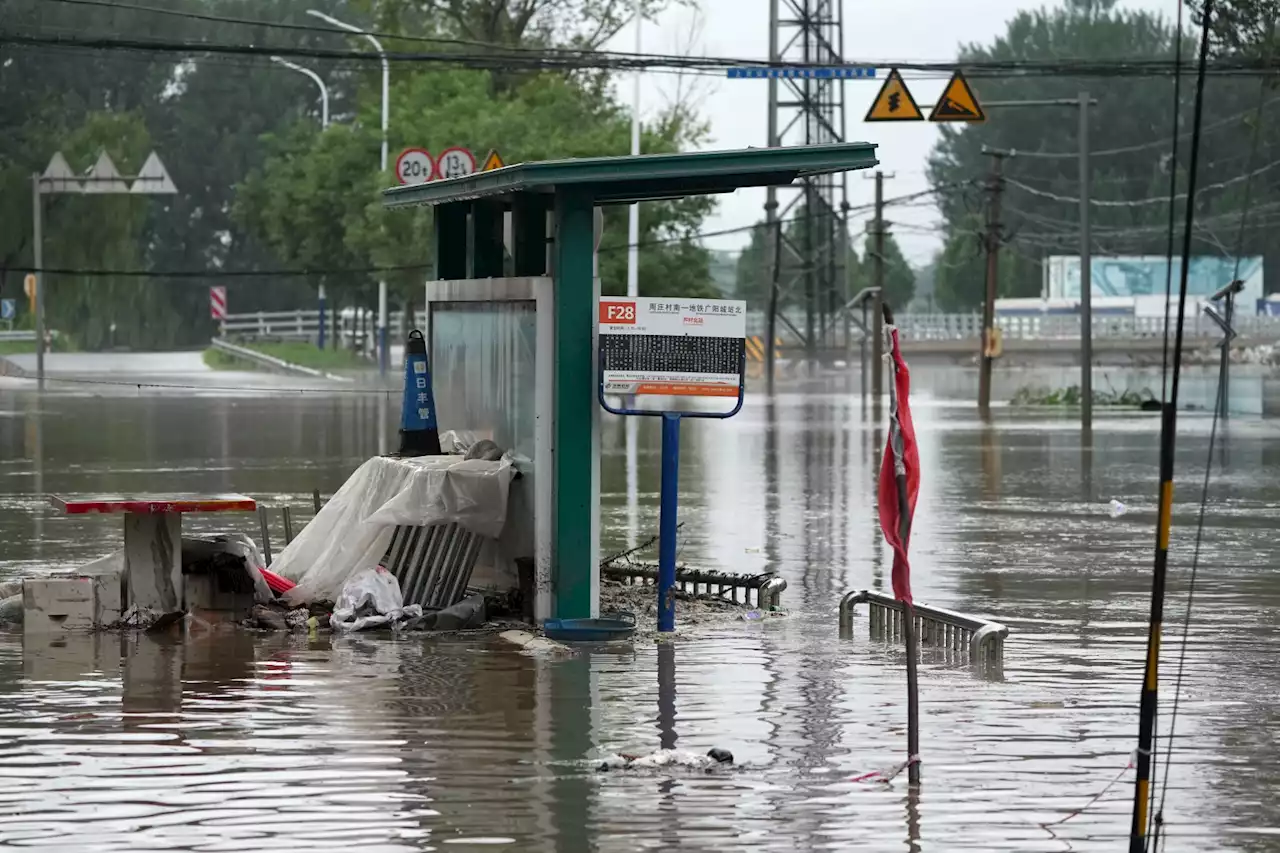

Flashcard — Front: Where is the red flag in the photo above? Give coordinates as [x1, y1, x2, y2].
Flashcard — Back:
[878, 325, 920, 604]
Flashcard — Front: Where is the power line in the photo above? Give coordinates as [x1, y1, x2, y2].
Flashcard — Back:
[1004, 95, 1280, 160]
[1005, 158, 1280, 207]
[8, 30, 1280, 77]
[8, 185, 966, 280]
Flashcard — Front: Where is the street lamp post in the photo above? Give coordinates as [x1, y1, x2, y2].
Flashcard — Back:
[270, 55, 330, 128]
[307, 9, 390, 375]
[271, 54, 331, 349]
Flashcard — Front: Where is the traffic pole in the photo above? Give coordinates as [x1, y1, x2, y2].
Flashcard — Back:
[31, 174, 45, 391]
[657, 412, 681, 633]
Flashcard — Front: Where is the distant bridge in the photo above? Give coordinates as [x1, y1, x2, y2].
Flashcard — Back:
[749, 312, 1280, 365]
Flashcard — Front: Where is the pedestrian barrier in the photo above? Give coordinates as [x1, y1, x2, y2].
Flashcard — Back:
[603, 564, 786, 610]
[838, 589, 1007, 669]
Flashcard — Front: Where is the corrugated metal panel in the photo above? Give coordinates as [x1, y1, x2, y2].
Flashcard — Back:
[382, 523, 485, 610]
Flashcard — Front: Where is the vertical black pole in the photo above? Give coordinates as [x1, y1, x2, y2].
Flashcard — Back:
[1131, 2, 1214, 848]
[899, 476, 920, 785]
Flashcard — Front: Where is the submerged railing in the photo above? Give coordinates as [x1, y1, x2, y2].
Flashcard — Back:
[603, 564, 787, 610]
[839, 589, 1008, 669]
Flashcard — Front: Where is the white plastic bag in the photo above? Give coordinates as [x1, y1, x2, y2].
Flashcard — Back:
[330, 566, 422, 632]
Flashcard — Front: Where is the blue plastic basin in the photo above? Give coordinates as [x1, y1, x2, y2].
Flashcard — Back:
[542, 612, 636, 642]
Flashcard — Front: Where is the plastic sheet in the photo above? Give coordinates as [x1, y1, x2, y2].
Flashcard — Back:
[182, 533, 273, 604]
[331, 566, 422, 632]
[275, 454, 516, 604]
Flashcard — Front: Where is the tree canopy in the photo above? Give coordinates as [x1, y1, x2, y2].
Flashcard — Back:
[1, 0, 714, 350]
[927, 0, 1280, 310]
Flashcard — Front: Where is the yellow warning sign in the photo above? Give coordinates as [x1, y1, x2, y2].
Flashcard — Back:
[929, 71, 986, 122]
[864, 69, 923, 122]
[480, 149, 505, 171]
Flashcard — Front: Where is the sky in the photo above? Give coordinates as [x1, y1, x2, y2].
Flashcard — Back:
[605, 0, 1175, 266]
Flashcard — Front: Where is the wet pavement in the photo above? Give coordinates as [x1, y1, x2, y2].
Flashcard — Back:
[0, 364, 1278, 851]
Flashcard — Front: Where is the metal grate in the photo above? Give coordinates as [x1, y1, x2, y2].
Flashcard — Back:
[603, 564, 786, 609]
[382, 523, 485, 611]
[839, 589, 1008, 670]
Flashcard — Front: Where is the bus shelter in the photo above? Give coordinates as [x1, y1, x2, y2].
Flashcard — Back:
[382, 143, 879, 621]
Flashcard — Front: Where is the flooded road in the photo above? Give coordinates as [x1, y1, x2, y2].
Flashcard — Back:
[1, 364, 1278, 851]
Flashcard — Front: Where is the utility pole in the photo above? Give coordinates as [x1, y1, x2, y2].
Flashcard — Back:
[763, 0, 780, 394]
[1079, 90, 1093, 430]
[979, 150, 1007, 414]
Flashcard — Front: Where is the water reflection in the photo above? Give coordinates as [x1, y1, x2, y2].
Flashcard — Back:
[0, 377, 1276, 849]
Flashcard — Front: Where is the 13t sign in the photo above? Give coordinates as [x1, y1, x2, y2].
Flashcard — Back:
[435, 146, 476, 180]
[396, 148, 435, 185]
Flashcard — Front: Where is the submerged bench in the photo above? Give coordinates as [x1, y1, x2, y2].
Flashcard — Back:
[838, 589, 1008, 670]
[50, 494, 258, 613]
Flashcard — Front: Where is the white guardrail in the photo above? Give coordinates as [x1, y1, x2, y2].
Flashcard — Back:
[219, 309, 408, 349]
[742, 311, 1280, 343]
[221, 308, 1280, 344]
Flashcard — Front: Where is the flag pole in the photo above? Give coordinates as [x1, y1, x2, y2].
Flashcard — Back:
[885, 302, 921, 786]
[898, 472, 919, 785]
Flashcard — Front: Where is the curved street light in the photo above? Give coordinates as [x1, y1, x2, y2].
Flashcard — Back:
[305, 9, 391, 374]
[270, 55, 330, 128]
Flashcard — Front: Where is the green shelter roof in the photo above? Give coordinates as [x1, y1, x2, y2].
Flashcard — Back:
[382, 142, 879, 209]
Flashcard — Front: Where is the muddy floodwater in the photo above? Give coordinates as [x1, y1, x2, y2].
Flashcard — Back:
[0, 363, 1278, 851]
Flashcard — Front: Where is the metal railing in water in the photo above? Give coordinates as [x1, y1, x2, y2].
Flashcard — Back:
[839, 589, 1008, 668]
[603, 564, 786, 610]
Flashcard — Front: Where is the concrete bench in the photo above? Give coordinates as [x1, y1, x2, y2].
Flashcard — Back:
[50, 494, 257, 613]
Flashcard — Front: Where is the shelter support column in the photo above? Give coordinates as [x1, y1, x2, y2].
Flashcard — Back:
[472, 199, 505, 278]
[434, 202, 468, 280]
[552, 188, 600, 618]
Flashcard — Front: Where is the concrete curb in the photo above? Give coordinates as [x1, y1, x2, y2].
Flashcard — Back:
[0, 356, 29, 379]
[209, 338, 352, 382]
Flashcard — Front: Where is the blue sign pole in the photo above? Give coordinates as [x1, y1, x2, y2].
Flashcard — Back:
[399, 329, 442, 456]
[657, 413, 682, 632]
[599, 349, 746, 635]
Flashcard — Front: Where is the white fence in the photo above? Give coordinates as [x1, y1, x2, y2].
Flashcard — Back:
[222, 308, 1280, 345]
[220, 308, 410, 350]
[742, 310, 1280, 344]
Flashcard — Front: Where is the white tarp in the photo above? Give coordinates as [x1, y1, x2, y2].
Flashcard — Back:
[274, 454, 516, 604]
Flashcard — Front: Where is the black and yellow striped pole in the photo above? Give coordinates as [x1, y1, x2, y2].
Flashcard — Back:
[1130, 2, 1214, 849]
[1129, 405, 1175, 851]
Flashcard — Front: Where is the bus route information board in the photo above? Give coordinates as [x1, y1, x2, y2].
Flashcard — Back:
[598, 297, 747, 397]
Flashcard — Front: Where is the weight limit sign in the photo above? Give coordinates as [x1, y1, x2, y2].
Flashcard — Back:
[598, 297, 746, 399]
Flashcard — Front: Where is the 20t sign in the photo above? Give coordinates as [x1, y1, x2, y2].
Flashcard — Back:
[600, 301, 637, 324]
[396, 148, 435, 185]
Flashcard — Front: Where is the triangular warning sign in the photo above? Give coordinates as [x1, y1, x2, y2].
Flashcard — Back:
[82, 151, 129, 194]
[130, 151, 178, 195]
[480, 149, 505, 171]
[864, 69, 923, 122]
[41, 152, 82, 193]
[929, 71, 986, 122]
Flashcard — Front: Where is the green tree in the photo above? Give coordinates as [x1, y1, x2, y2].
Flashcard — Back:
[237, 67, 719, 306]
[1190, 0, 1280, 56]
[864, 230, 916, 310]
[733, 206, 860, 312]
[927, 0, 1280, 306]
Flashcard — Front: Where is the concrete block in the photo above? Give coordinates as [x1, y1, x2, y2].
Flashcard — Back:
[124, 512, 182, 613]
[23, 577, 96, 634]
[90, 572, 123, 626]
